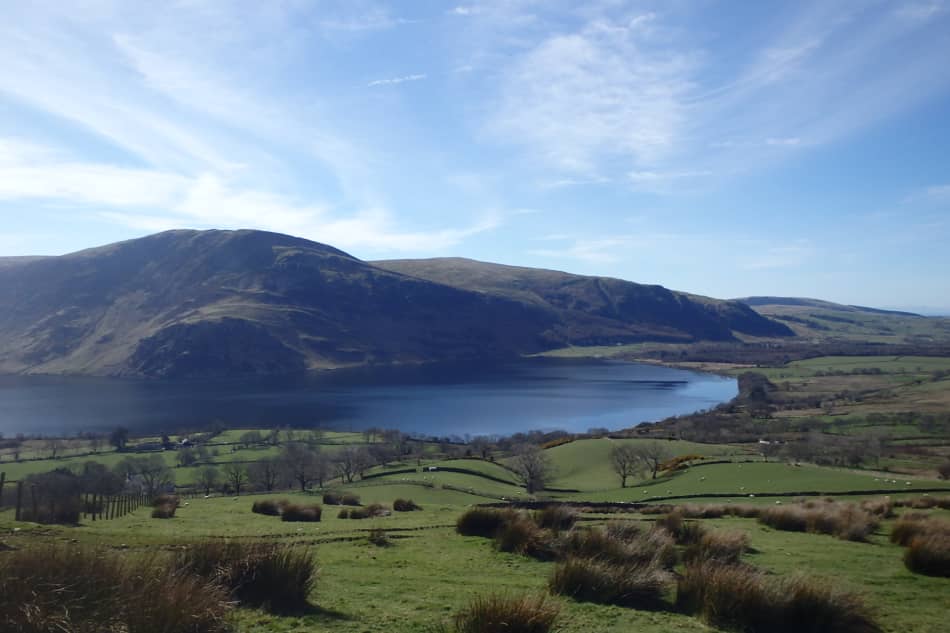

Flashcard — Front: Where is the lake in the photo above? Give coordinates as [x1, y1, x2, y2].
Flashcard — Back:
[0, 359, 736, 438]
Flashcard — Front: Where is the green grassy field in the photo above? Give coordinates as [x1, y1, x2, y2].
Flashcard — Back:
[2, 488, 948, 632]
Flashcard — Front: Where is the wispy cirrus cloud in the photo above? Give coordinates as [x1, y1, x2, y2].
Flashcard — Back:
[367, 73, 427, 87]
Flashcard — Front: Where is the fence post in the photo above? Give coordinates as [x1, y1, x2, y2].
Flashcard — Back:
[91, 493, 97, 521]
[0, 471, 5, 507]
[30, 484, 38, 521]
[15, 480, 23, 521]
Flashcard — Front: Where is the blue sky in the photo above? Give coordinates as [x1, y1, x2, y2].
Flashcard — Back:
[1, 1, 949, 312]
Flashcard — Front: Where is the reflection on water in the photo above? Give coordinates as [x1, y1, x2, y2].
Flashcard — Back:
[0, 358, 736, 437]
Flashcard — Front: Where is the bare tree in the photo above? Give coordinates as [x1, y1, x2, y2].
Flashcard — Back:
[136, 455, 175, 497]
[195, 466, 220, 495]
[609, 444, 642, 488]
[249, 458, 281, 492]
[759, 440, 781, 462]
[634, 442, 670, 480]
[511, 444, 554, 494]
[222, 462, 249, 495]
[333, 446, 360, 484]
[280, 443, 322, 491]
[44, 438, 65, 459]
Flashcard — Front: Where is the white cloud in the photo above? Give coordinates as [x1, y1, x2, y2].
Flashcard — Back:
[367, 74, 427, 87]
[489, 20, 694, 174]
[449, 7, 479, 17]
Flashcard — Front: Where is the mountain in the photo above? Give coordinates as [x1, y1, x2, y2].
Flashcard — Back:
[735, 296, 950, 343]
[373, 258, 793, 342]
[0, 230, 792, 378]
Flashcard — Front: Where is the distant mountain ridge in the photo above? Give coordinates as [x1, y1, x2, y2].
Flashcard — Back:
[738, 296, 923, 318]
[0, 230, 792, 378]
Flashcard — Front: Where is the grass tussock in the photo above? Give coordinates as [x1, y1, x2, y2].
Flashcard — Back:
[281, 503, 323, 522]
[890, 513, 950, 546]
[341, 493, 362, 506]
[549, 557, 670, 609]
[456, 507, 519, 537]
[367, 528, 390, 547]
[534, 505, 577, 532]
[447, 593, 559, 633]
[557, 526, 677, 569]
[758, 502, 877, 542]
[176, 541, 317, 612]
[684, 530, 749, 565]
[338, 507, 350, 519]
[904, 534, 950, 577]
[323, 492, 342, 505]
[393, 498, 422, 512]
[656, 510, 707, 545]
[604, 520, 642, 542]
[677, 562, 880, 633]
[494, 516, 557, 560]
[859, 497, 894, 518]
[0, 544, 231, 633]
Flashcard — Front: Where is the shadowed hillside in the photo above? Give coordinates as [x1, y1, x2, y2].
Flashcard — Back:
[0, 231, 792, 378]
[375, 258, 794, 343]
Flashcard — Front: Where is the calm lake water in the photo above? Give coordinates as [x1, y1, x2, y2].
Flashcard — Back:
[0, 359, 736, 438]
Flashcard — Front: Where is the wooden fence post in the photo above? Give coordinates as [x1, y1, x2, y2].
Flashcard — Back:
[15, 480, 23, 521]
[30, 484, 38, 521]
[0, 471, 5, 507]
[91, 493, 97, 521]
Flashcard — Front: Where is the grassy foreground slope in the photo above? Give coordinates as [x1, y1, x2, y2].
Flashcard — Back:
[2, 490, 948, 633]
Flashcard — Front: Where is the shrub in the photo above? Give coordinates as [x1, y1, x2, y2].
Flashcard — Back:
[176, 541, 317, 612]
[534, 505, 577, 532]
[341, 493, 362, 506]
[152, 502, 177, 519]
[904, 534, 950, 577]
[549, 557, 669, 609]
[457, 507, 518, 537]
[252, 499, 284, 516]
[338, 508, 350, 519]
[349, 503, 386, 519]
[684, 530, 749, 565]
[0, 545, 231, 633]
[153, 493, 180, 508]
[281, 503, 323, 522]
[677, 562, 880, 633]
[393, 498, 422, 512]
[323, 491, 342, 505]
[448, 593, 559, 633]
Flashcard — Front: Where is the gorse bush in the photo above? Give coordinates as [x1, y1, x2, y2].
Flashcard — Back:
[446, 593, 559, 633]
[0, 544, 231, 633]
[393, 498, 422, 512]
[281, 503, 323, 522]
[176, 541, 317, 612]
[549, 557, 670, 609]
[676, 562, 881, 633]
